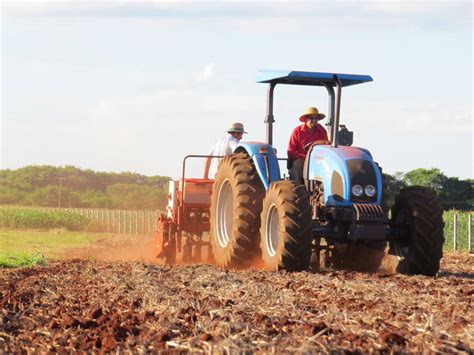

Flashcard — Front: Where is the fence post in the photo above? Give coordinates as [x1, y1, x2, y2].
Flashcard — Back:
[124, 210, 127, 234]
[148, 211, 151, 235]
[118, 210, 122, 234]
[468, 214, 472, 253]
[453, 213, 458, 251]
[135, 210, 138, 236]
[111, 210, 114, 233]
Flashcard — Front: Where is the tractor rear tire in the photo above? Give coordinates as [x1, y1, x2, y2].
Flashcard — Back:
[210, 152, 265, 269]
[389, 186, 444, 276]
[259, 180, 312, 271]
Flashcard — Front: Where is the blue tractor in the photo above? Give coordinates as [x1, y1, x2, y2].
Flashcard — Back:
[209, 70, 444, 275]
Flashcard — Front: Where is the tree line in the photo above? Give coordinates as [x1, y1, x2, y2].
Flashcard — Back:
[0, 165, 472, 210]
[383, 168, 472, 210]
[0, 166, 170, 210]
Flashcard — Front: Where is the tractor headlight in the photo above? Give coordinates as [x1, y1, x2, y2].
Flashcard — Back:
[364, 185, 376, 197]
[352, 184, 363, 196]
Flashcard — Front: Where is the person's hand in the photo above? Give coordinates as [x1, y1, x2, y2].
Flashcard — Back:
[314, 139, 330, 145]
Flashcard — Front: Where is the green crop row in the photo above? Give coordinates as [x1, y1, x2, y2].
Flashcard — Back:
[0, 207, 95, 231]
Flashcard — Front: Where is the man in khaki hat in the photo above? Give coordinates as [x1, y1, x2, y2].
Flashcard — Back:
[204, 123, 247, 179]
[287, 107, 329, 182]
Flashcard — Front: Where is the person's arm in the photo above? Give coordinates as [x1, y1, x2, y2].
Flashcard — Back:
[228, 137, 238, 153]
[203, 157, 212, 179]
[320, 125, 329, 142]
[287, 127, 305, 160]
[203, 146, 215, 179]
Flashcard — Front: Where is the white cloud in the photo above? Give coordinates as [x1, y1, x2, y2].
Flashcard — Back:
[194, 63, 216, 83]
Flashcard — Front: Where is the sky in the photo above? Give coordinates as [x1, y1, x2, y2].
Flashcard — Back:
[1, 0, 472, 180]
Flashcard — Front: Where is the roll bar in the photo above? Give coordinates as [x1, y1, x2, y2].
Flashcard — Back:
[264, 75, 343, 148]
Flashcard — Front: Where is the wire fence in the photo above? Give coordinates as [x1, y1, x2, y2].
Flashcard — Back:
[66, 208, 474, 252]
[443, 210, 473, 253]
[1, 206, 472, 252]
[70, 208, 161, 235]
[0, 206, 160, 236]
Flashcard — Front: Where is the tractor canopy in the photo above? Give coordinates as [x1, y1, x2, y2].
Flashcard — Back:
[256, 69, 372, 87]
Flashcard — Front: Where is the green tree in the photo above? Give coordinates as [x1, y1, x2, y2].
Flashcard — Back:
[440, 177, 473, 210]
[403, 168, 447, 193]
[382, 172, 406, 207]
[403, 168, 472, 210]
[23, 186, 81, 207]
[106, 184, 166, 210]
[0, 186, 26, 205]
[79, 189, 113, 208]
[0, 165, 170, 209]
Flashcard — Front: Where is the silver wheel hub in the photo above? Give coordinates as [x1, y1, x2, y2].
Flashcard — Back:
[265, 204, 280, 257]
[216, 179, 233, 248]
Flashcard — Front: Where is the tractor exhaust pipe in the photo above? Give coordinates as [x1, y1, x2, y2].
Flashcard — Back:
[265, 83, 276, 146]
[323, 83, 335, 144]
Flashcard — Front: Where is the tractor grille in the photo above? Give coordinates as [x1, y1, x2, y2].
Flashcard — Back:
[352, 203, 384, 222]
[346, 159, 377, 203]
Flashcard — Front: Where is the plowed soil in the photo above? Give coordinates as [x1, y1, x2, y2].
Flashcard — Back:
[1, 249, 473, 352]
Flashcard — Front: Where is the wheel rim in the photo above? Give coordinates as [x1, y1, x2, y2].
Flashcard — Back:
[265, 204, 280, 257]
[216, 179, 233, 248]
[392, 207, 411, 257]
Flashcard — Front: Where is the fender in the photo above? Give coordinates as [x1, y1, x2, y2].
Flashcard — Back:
[235, 142, 281, 190]
[306, 145, 382, 206]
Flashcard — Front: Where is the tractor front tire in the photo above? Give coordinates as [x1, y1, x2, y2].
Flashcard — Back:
[389, 186, 444, 276]
[210, 152, 265, 269]
[260, 180, 312, 271]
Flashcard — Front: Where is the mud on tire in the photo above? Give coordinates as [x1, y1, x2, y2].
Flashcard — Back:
[390, 186, 444, 276]
[260, 180, 312, 271]
[210, 152, 265, 269]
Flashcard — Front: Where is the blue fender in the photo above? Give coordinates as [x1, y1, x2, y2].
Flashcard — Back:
[306, 145, 382, 206]
[235, 142, 281, 190]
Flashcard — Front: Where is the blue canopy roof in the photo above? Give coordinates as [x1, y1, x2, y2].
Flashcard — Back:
[256, 69, 373, 87]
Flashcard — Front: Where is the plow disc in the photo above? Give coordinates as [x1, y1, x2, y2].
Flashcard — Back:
[153, 215, 176, 264]
[154, 214, 212, 265]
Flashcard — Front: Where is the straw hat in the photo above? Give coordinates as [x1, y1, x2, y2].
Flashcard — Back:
[228, 122, 247, 134]
[299, 107, 326, 122]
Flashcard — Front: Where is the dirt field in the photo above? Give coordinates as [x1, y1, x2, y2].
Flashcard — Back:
[1, 242, 473, 352]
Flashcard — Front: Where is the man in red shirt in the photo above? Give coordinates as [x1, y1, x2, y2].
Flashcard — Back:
[287, 107, 329, 182]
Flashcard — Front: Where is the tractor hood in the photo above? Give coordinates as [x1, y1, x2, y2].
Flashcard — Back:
[306, 145, 382, 206]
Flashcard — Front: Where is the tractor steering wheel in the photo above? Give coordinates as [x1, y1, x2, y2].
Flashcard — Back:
[304, 140, 329, 152]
